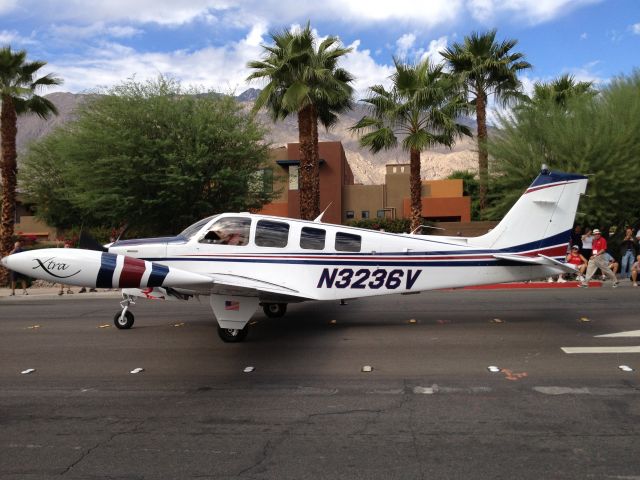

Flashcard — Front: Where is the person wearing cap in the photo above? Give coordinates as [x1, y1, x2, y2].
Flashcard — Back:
[562, 245, 587, 282]
[579, 229, 618, 287]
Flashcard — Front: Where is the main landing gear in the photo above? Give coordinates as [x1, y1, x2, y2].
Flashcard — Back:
[217, 325, 249, 343]
[262, 303, 287, 318]
[114, 295, 135, 329]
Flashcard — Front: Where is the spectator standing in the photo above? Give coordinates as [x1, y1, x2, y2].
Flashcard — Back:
[8, 240, 28, 296]
[580, 229, 618, 287]
[581, 228, 593, 260]
[619, 227, 638, 278]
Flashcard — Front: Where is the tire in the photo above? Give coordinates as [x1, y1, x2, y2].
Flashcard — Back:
[217, 326, 249, 343]
[263, 303, 287, 318]
[114, 310, 135, 329]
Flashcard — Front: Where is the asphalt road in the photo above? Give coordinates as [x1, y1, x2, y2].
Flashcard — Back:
[1, 287, 640, 479]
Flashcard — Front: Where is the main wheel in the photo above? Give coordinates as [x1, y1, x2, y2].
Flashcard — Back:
[217, 326, 249, 343]
[114, 310, 135, 329]
[263, 303, 287, 318]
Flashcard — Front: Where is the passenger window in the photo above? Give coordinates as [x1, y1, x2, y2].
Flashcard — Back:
[256, 220, 289, 248]
[199, 217, 251, 246]
[300, 227, 326, 250]
[335, 232, 361, 252]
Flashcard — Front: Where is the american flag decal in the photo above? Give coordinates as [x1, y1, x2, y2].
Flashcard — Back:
[224, 300, 240, 311]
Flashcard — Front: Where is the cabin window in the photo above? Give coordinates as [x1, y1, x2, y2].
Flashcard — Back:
[300, 227, 326, 250]
[256, 220, 290, 248]
[199, 217, 251, 246]
[335, 232, 361, 252]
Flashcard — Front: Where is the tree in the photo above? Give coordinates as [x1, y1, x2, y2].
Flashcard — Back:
[486, 71, 640, 230]
[528, 74, 596, 108]
[351, 58, 471, 233]
[0, 46, 61, 282]
[20, 77, 275, 235]
[441, 29, 531, 212]
[247, 23, 354, 220]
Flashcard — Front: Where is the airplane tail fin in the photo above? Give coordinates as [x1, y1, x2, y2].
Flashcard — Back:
[469, 168, 588, 258]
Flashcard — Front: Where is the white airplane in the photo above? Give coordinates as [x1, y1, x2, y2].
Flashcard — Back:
[2, 167, 587, 342]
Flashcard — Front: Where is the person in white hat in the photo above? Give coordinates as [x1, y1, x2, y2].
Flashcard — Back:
[579, 229, 618, 287]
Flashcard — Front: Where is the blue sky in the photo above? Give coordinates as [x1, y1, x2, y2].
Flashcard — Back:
[1, 0, 638, 101]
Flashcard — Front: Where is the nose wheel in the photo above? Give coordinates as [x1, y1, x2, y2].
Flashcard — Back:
[114, 310, 135, 329]
[114, 295, 135, 329]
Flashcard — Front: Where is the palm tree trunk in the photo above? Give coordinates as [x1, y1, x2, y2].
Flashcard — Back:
[310, 107, 321, 219]
[476, 88, 489, 213]
[0, 94, 18, 285]
[297, 104, 315, 220]
[409, 148, 422, 234]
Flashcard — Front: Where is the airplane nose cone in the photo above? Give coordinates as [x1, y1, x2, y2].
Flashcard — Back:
[0, 256, 8, 268]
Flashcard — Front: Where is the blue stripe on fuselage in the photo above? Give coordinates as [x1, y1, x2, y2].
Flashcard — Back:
[148, 263, 169, 287]
[96, 252, 118, 287]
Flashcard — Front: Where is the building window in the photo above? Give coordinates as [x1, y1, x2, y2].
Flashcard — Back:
[377, 210, 386, 218]
[300, 227, 326, 250]
[392, 166, 397, 173]
[288, 165, 299, 190]
[361, 210, 370, 219]
[400, 166, 405, 173]
[255, 220, 290, 248]
[335, 232, 361, 252]
[345, 210, 354, 220]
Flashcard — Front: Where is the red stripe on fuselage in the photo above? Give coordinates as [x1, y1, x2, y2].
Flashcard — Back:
[119, 257, 146, 288]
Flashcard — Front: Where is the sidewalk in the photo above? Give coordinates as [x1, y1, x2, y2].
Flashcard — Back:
[1, 279, 634, 299]
[0, 287, 122, 299]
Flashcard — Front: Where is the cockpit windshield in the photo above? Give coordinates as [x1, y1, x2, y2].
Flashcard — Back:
[178, 215, 219, 239]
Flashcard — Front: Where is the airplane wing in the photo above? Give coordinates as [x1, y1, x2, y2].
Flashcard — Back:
[493, 253, 577, 273]
[124, 271, 311, 303]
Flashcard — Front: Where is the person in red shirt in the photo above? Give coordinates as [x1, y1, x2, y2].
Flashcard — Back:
[579, 229, 618, 287]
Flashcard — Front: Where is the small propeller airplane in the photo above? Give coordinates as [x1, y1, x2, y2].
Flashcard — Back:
[2, 167, 587, 342]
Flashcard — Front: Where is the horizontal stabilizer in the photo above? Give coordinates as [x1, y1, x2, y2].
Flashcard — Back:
[493, 253, 577, 273]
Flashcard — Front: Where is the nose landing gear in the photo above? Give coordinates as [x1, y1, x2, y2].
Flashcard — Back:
[114, 295, 136, 329]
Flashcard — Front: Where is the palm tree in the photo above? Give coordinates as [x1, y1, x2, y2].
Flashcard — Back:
[530, 74, 596, 108]
[441, 29, 531, 212]
[0, 46, 62, 282]
[350, 58, 471, 233]
[247, 23, 354, 220]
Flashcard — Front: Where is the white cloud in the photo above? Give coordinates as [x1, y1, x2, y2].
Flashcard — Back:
[50, 22, 143, 40]
[395, 33, 416, 58]
[419, 36, 448, 64]
[632, 23, 640, 35]
[580, 32, 588, 40]
[339, 40, 395, 98]
[467, 0, 603, 25]
[0, 29, 38, 46]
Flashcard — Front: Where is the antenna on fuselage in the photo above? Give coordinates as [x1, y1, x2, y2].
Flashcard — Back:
[313, 202, 333, 223]
[409, 225, 445, 235]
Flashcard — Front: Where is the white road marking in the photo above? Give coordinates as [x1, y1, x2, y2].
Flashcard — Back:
[562, 346, 640, 354]
[20, 368, 35, 375]
[243, 366, 254, 373]
[596, 330, 640, 338]
[533, 386, 640, 395]
[129, 367, 144, 374]
[361, 365, 373, 372]
[487, 366, 500, 372]
[619, 365, 634, 372]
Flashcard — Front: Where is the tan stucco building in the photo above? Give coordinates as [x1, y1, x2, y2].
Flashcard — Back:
[257, 141, 471, 225]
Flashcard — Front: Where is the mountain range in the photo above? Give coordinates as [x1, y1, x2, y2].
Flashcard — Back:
[16, 90, 479, 185]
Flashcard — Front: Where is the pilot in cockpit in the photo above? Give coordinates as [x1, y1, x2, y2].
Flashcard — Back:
[201, 220, 247, 246]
